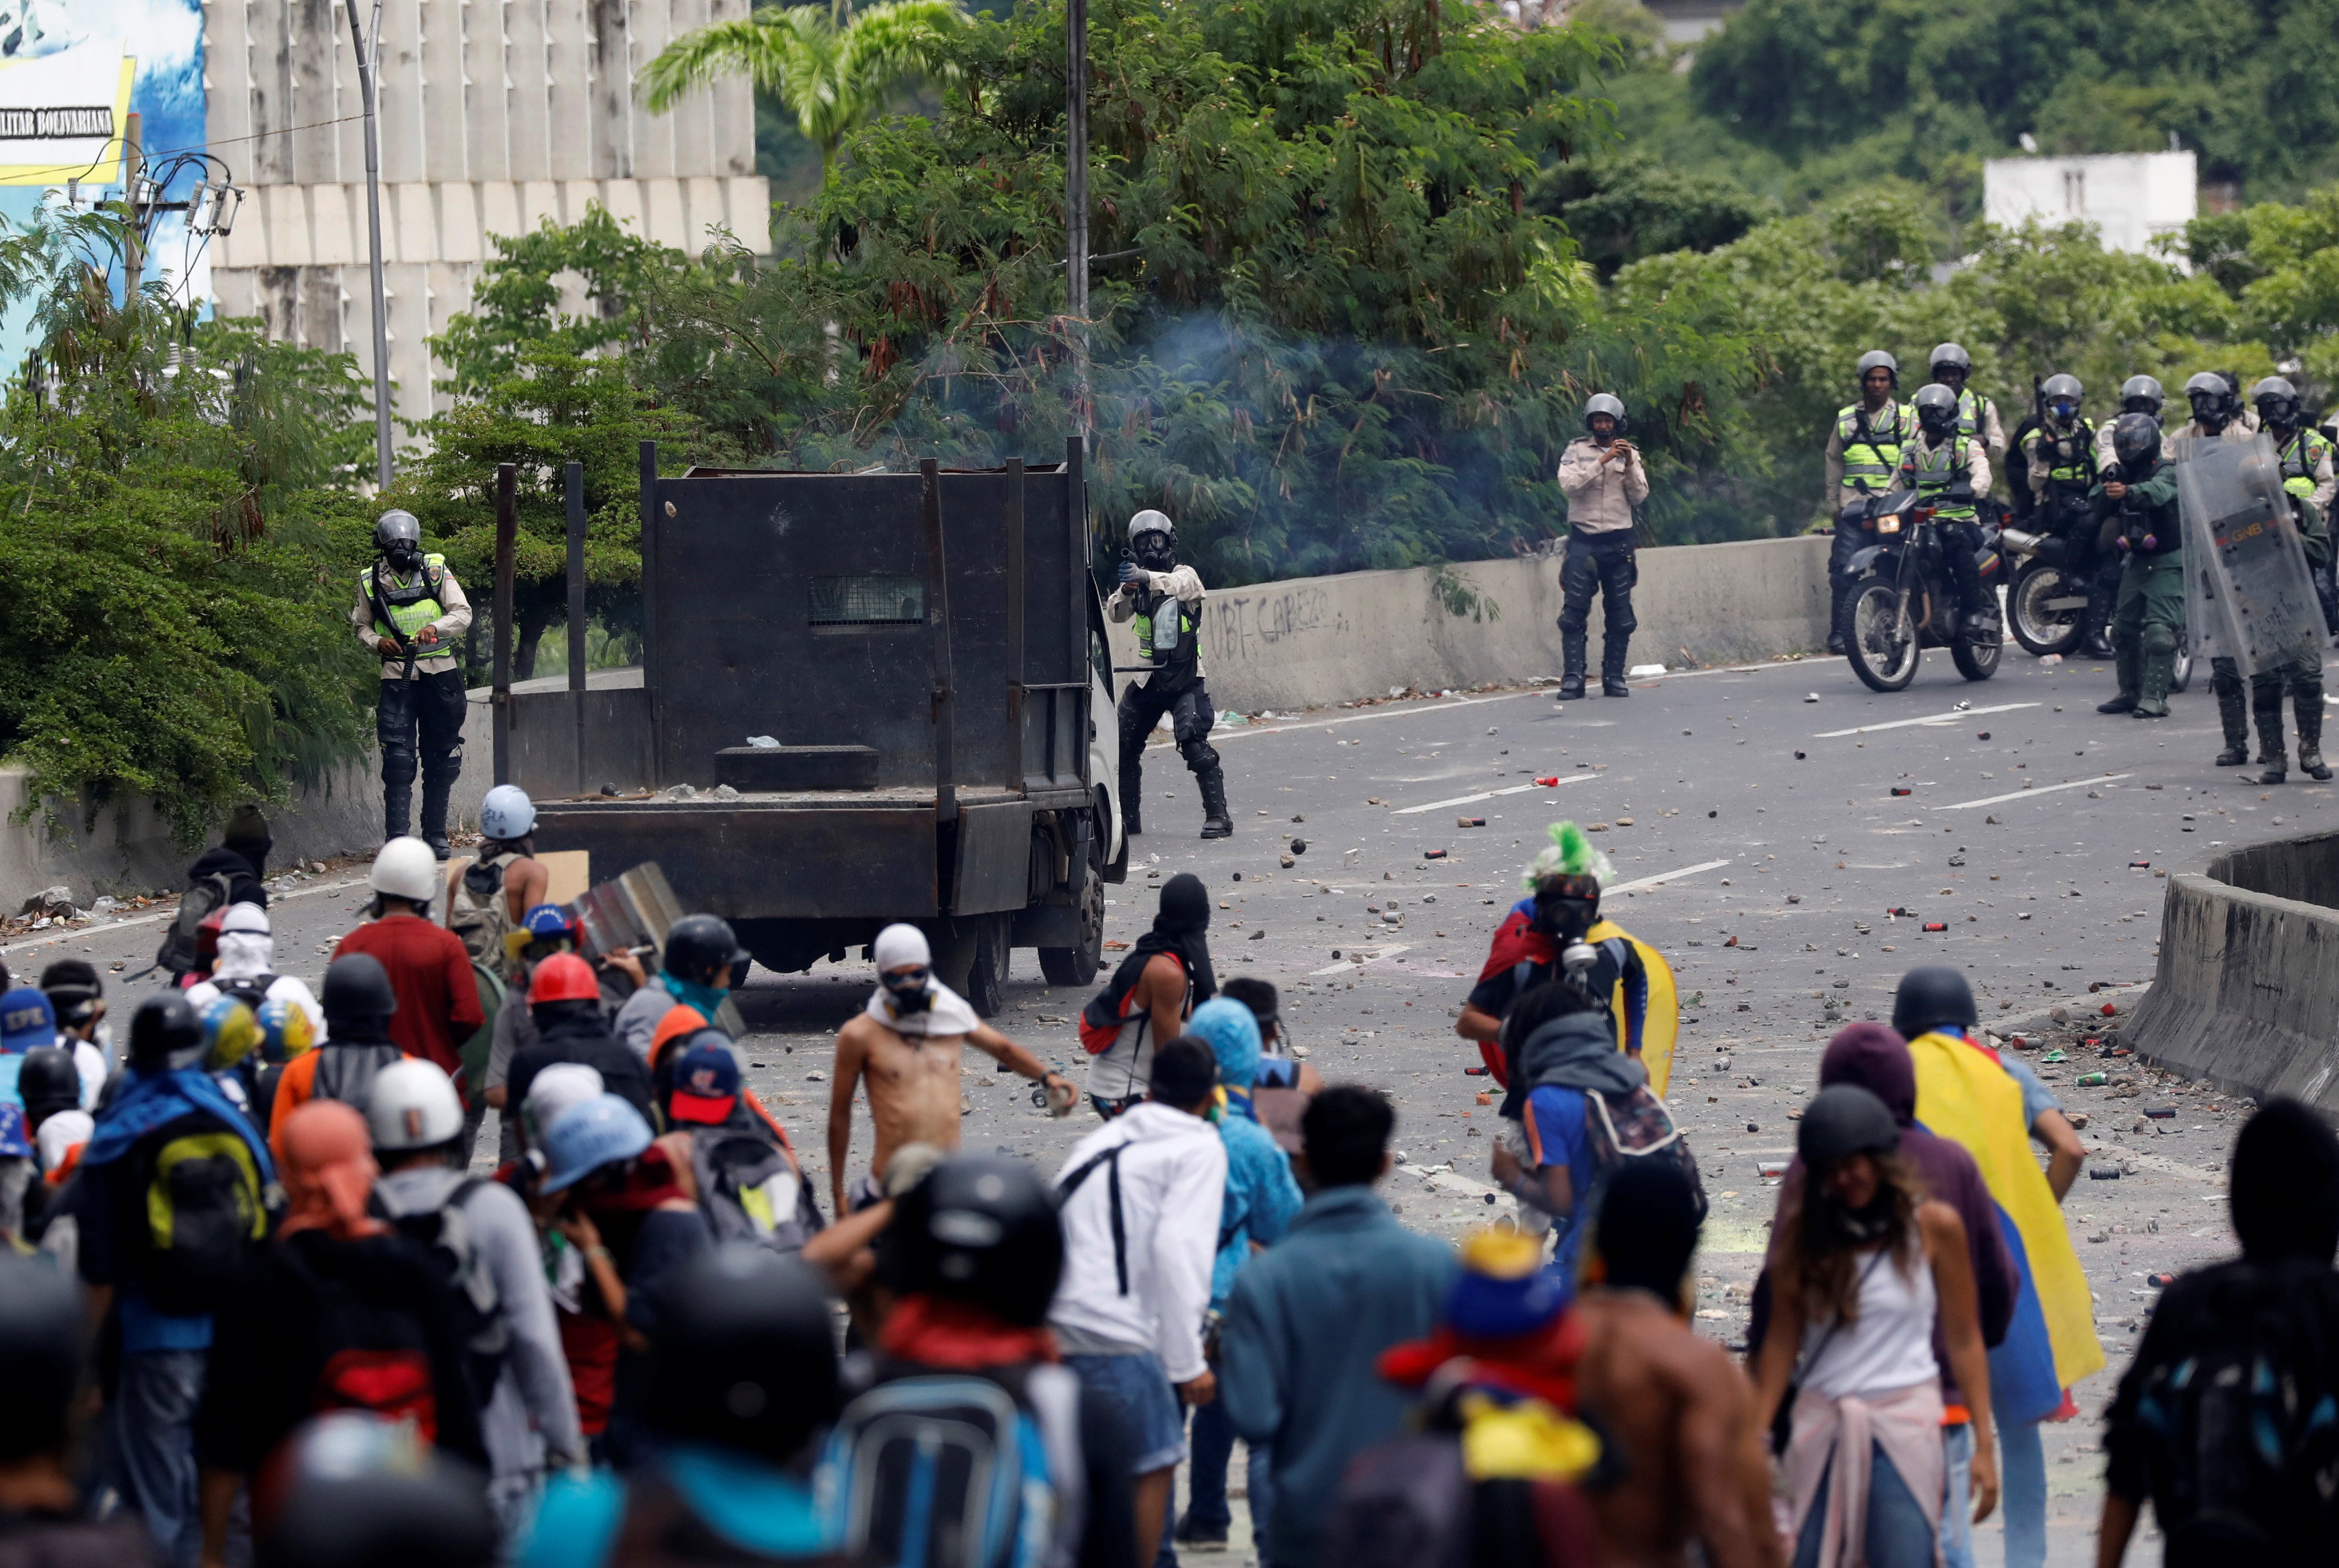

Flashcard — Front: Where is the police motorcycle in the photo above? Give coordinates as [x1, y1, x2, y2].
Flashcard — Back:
[1997, 521, 2193, 690]
[1839, 481, 2003, 692]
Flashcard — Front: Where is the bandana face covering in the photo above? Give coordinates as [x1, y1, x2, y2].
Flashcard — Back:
[1820, 1190, 1896, 1248]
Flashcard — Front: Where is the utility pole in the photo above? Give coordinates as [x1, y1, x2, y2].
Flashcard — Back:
[121, 112, 144, 299]
[346, 0, 395, 490]
[1064, 0, 1089, 422]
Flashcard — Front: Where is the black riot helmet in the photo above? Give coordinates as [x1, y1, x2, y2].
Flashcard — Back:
[1856, 350, 1899, 393]
[2120, 374, 2165, 417]
[1912, 382, 1960, 439]
[1890, 964, 1977, 1040]
[1928, 342, 1973, 387]
[255, 1416, 498, 1568]
[2253, 376, 2302, 430]
[2112, 412, 2164, 471]
[372, 509, 422, 571]
[1797, 1083, 1902, 1169]
[320, 954, 398, 1037]
[876, 1152, 1065, 1327]
[642, 1247, 839, 1461]
[1582, 392, 1628, 440]
[2041, 374, 2083, 426]
[128, 995, 207, 1073]
[662, 913, 751, 989]
[0, 1254, 83, 1462]
[2185, 371, 2237, 431]
[1128, 509, 1177, 571]
[15, 1047, 80, 1128]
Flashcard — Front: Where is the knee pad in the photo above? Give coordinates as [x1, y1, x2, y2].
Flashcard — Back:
[2140, 624, 2179, 657]
[379, 748, 418, 786]
[1604, 607, 1638, 641]
[1179, 737, 1221, 775]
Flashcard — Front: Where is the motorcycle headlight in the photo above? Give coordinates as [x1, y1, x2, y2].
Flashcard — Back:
[1877, 515, 1902, 534]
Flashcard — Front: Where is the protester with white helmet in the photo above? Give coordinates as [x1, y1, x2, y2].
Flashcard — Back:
[187, 902, 328, 1045]
[329, 837, 485, 1114]
[448, 784, 550, 982]
[368, 1058, 582, 1533]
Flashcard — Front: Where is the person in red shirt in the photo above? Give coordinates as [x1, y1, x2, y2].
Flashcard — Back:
[332, 837, 483, 1095]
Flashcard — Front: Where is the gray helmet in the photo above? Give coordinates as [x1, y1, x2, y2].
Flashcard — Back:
[1127, 509, 1175, 548]
[1912, 382, 1959, 436]
[1856, 350, 1900, 387]
[2112, 411, 2164, 469]
[1928, 342, 1972, 378]
[2041, 373, 2083, 424]
[2185, 371, 2237, 425]
[2253, 375, 2302, 427]
[1581, 392, 1627, 434]
[372, 509, 422, 555]
[2120, 374, 2165, 416]
[1890, 964, 1976, 1039]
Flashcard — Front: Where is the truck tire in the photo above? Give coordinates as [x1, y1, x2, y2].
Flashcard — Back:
[936, 914, 1010, 1018]
[1038, 860, 1104, 987]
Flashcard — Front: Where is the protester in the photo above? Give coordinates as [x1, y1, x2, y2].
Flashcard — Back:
[0, 1105, 37, 1251]
[1752, 1083, 1998, 1568]
[0, 1252, 164, 1564]
[254, 1414, 498, 1568]
[185, 904, 327, 1046]
[660, 1032, 826, 1254]
[187, 805, 274, 911]
[1219, 1085, 1457, 1568]
[156, 807, 275, 984]
[19, 1045, 86, 1152]
[2100, 1098, 2339, 1565]
[268, 954, 410, 1158]
[446, 783, 550, 979]
[366, 1058, 582, 1532]
[1487, 976, 1633, 1273]
[1081, 874, 1215, 1117]
[503, 954, 657, 1143]
[1219, 976, 1319, 1153]
[70, 995, 275, 1567]
[612, 913, 751, 1063]
[1051, 1036, 1229, 1565]
[37, 959, 112, 1107]
[483, 904, 618, 1160]
[247, 997, 318, 1140]
[331, 837, 483, 1093]
[0, 987, 54, 1107]
[1175, 997, 1302, 1554]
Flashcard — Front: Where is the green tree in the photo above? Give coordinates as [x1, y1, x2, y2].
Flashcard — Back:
[638, 0, 970, 188]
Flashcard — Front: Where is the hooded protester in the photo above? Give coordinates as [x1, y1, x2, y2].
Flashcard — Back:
[186, 805, 273, 912]
[2101, 1099, 2339, 1565]
[1080, 872, 1216, 1116]
[196, 1099, 487, 1565]
[505, 955, 657, 1145]
[187, 904, 327, 1045]
[1490, 977, 1648, 1276]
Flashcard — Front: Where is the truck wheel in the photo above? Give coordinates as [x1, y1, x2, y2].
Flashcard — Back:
[962, 916, 1009, 1017]
[1039, 863, 1104, 987]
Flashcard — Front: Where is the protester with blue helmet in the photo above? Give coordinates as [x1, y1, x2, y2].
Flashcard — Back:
[0, 987, 57, 1108]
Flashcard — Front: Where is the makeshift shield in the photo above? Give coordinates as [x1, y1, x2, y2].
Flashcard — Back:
[2177, 435, 2323, 678]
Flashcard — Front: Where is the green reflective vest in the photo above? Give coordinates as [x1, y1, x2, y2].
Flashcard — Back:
[2279, 428, 2332, 499]
[2033, 420, 2096, 495]
[363, 555, 451, 641]
[1955, 388, 1995, 444]
[1132, 592, 1198, 668]
[1902, 438, 1979, 521]
[1837, 402, 1915, 488]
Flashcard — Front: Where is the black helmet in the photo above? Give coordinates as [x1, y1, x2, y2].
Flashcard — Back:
[2185, 370, 2237, 428]
[2112, 411, 2164, 470]
[16, 1047, 80, 1126]
[1581, 392, 1627, 435]
[1890, 964, 1977, 1040]
[0, 1253, 81, 1462]
[2120, 374, 2165, 416]
[1856, 350, 1899, 387]
[2040, 373, 2083, 420]
[644, 1246, 838, 1461]
[1797, 1083, 1901, 1168]
[1912, 382, 1959, 437]
[37, 958, 101, 1029]
[320, 954, 398, 1032]
[128, 995, 205, 1073]
[663, 914, 750, 988]
[876, 1152, 1064, 1327]
[1928, 342, 1972, 380]
[256, 1417, 497, 1568]
[2253, 375, 2302, 428]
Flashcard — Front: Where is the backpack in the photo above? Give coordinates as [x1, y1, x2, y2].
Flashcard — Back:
[447, 853, 520, 976]
[155, 870, 239, 979]
[1582, 1085, 1706, 1222]
[2129, 1263, 2339, 1555]
[280, 1233, 453, 1444]
[213, 972, 278, 1014]
[824, 1365, 1086, 1568]
[1321, 1432, 1601, 1568]
[132, 1120, 270, 1314]
[371, 1176, 510, 1403]
[690, 1130, 825, 1255]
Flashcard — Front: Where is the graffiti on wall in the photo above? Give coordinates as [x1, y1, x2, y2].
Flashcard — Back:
[1203, 583, 1349, 672]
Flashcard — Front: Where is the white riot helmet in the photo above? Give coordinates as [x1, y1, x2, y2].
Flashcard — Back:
[370, 836, 441, 904]
[1128, 509, 1177, 569]
[366, 1057, 466, 1152]
[479, 784, 536, 842]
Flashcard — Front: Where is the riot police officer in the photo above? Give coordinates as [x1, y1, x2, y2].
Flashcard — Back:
[350, 510, 473, 856]
[1555, 392, 1647, 699]
[2095, 375, 2169, 470]
[1824, 350, 1917, 654]
[1890, 384, 1996, 643]
[2096, 413, 2186, 719]
[1928, 342, 2007, 464]
[1108, 511, 1231, 839]
[2025, 374, 2110, 656]
[2180, 371, 2258, 440]
[2257, 376, 2339, 640]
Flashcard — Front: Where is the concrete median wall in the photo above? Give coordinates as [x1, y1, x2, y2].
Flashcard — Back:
[2127, 829, 2339, 1116]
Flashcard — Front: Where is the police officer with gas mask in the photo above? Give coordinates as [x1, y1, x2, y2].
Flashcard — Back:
[350, 510, 473, 857]
[2096, 413, 2187, 720]
[2257, 375, 2339, 642]
[1108, 510, 1231, 839]
[1890, 384, 1997, 644]
[2025, 374, 2110, 656]
[2179, 371, 2258, 442]
[2094, 376, 2170, 470]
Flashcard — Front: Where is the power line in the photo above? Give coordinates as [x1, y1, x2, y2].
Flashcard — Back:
[3, 112, 370, 193]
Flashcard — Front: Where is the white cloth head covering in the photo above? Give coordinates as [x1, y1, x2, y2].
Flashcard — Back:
[213, 901, 275, 981]
[864, 923, 980, 1038]
[523, 1062, 604, 1144]
[872, 923, 931, 972]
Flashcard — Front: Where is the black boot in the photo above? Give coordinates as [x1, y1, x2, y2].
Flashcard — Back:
[2298, 684, 2333, 781]
[1827, 575, 1853, 657]
[419, 769, 457, 859]
[2255, 684, 2289, 785]
[1601, 642, 1632, 699]
[382, 777, 414, 845]
[1557, 629, 1587, 701]
[1197, 764, 1232, 839]
[1120, 765, 1143, 837]
[2214, 667, 2250, 764]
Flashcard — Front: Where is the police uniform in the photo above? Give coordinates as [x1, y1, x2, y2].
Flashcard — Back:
[2247, 427, 2337, 780]
[1824, 398, 1917, 646]
[2026, 416, 2108, 647]
[1953, 387, 2008, 467]
[2278, 420, 2339, 640]
[2179, 414, 2273, 759]
[350, 555, 473, 847]
[1555, 434, 1648, 694]
[1888, 429, 1993, 628]
[1106, 564, 1227, 835]
[2097, 456, 2185, 717]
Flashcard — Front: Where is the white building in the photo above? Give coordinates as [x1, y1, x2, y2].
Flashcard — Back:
[1982, 150, 2197, 260]
[205, 0, 771, 426]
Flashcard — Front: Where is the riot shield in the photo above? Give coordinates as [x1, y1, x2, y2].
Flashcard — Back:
[2177, 434, 2324, 678]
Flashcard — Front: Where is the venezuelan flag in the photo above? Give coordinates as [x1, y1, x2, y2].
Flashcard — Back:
[1908, 1029, 2104, 1424]
[1588, 919, 1677, 1100]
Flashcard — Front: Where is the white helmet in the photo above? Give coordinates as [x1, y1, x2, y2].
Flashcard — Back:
[522, 1061, 604, 1146]
[366, 1057, 465, 1152]
[370, 836, 441, 903]
[220, 901, 270, 936]
[1128, 509, 1175, 546]
[479, 784, 537, 841]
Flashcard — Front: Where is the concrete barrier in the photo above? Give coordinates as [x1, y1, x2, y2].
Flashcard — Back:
[2126, 827, 2339, 1115]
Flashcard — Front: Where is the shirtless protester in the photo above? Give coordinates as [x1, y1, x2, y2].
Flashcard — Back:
[1079, 872, 1215, 1118]
[826, 924, 1074, 1214]
[1575, 1159, 1783, 1568]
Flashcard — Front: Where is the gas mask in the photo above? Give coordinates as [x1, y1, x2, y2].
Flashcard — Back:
[1133, 535, 1175, 573]
[1530, 876, 1598, 946]
[881, 966, 935, 1015]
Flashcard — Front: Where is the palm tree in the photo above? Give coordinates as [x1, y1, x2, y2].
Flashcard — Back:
[638, 0, 969, 190]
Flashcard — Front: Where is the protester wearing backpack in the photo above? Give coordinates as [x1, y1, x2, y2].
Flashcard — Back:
[1078, 876, 1214, 1118]
[662, 1035, 826, 1256]
[37, 960, 112, 1109]
[330, 839, 483, 1094]
[187, 905, 326, 1051]
[2100, 1099, 2339, 1565]
[446, 785, 550, 983]
[366, 1059, 581, 1535]
[156, 806, 273, 983]
[195, 1098, 486, 1565]
[506, 955, 658, 1145]
[520, 1247, 858, 1568]
[269, 956, 411, 1161]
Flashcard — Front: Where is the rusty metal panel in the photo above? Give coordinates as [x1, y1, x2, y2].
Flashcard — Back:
[953, 799, 1034, 916]
[533, 800, 939, 920]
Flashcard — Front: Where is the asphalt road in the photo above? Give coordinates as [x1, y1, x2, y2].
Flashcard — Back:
[7, 638, 2313, 1565]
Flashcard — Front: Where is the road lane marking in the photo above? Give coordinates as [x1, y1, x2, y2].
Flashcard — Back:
[1812, 702, 2039, 738]
[1604, 858, 1733, 896]
[1310, 944, 1411, 976]
[1935, 774, 2132, 811]
[1393, 777, 1594, 815]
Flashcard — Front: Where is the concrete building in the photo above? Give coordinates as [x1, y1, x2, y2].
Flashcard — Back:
[1983, 150, 2197, 261]
[205, 0, 771, 426]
